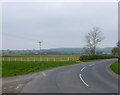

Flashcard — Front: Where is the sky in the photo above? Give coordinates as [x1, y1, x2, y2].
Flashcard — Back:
[2, 2, 118, 50]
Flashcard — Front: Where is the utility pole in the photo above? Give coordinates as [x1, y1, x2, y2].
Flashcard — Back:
[38, 41, 42, 55]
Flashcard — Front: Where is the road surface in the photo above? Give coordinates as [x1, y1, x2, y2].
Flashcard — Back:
[2, 59, 119, 93]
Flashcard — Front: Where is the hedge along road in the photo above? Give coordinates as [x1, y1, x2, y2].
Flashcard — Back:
[3, 59, 118, 93]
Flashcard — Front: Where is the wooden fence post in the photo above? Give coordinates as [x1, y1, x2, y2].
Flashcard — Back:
[15, 58, 16, 61]
[39, 57, 41, 62]
[47, 58, 48, 61]
[68, 58, 69, 61]
[54, 58, 55, 62]
[2, 58, 4, 61]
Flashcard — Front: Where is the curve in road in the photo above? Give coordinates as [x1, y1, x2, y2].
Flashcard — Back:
[2, 59, 118, 93]
[21, 59, 118, 93]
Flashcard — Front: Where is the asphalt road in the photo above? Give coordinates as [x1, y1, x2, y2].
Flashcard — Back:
[2, 59, 119, 93]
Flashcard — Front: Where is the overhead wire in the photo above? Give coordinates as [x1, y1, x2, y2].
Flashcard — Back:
[2, 32, 62, 48]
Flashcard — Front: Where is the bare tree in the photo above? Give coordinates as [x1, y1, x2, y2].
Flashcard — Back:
[85, 27, 104, 55]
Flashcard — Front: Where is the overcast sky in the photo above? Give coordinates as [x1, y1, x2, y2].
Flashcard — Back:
[2, 2, 118, 50]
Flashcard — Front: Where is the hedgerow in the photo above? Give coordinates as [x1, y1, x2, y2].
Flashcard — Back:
[79, 54, 118, 61]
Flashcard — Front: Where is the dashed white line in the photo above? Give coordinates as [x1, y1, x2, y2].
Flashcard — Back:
[79, 74, 88, 87]
[89, 64, 95, 67]
[42, 72, 46, 77]
[15, 84, 23, 89]
[34, 72, 46, 79]
[79, 64, 94, 87]
[81, 66, 86, 71]
[15, 86, 19, 89]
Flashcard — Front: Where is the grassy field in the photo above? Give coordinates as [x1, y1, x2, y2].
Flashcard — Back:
[2, 54, 80, 77]
[2, 54, 118, 77]
[2, 61, 79, 77]
[110, 61, 120, 75]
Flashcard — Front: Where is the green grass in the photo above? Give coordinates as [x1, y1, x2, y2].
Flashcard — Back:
[2, 61, 79, 77]
[2, 54, 80, 77]
[110, 61, 120, 75]
[3, 54, 117, 77]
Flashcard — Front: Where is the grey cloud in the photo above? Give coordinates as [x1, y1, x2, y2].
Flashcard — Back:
[2, 2, 118, 49]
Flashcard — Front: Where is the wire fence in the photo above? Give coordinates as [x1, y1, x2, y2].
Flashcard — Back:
[1, 57, 79, 62]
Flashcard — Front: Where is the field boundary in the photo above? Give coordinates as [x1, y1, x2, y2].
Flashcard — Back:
[2, 56, 79, 62]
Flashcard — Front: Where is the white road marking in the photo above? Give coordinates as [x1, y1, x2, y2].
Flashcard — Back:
[15, 86, 19, 89]
[34, 72, 46, 79]
[15, 84, 23, 90]
[89, 64, 95, 66]
[42, 72, 46, 77]
[79, 74, 88, 87]
[81, 66, 86, 71]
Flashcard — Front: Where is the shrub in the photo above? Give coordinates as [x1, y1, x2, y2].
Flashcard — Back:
[118, 56, 120, 62]
[79, 54, 118, 61]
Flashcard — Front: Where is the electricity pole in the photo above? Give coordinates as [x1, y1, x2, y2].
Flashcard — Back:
[38, 41, 42, 55]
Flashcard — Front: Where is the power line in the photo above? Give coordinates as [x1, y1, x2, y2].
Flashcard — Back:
[3, 32, 63, 49]
[3, 32, 37, 42]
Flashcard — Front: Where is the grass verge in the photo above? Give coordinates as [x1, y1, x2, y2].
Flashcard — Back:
[110, 61, 120, 75]
[0, 61, 1, 77]
[2, 61, 79, 77]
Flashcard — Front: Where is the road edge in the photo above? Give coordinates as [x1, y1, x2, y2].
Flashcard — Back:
[107, 62, 119, 79]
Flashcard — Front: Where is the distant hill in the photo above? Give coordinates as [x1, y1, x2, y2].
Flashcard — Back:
[97, 47, 113, 54]
[1, 47, 113, 55]
[48, 48, 84, 54]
